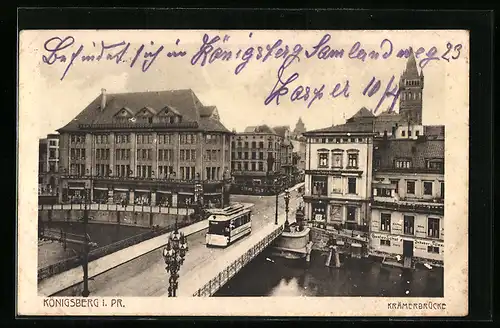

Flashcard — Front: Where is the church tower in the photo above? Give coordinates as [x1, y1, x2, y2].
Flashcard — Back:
[293, 117, 306, 138]
[399, 48, 424, 125]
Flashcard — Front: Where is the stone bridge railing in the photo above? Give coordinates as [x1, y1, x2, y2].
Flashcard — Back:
[192, 225, 284, 297]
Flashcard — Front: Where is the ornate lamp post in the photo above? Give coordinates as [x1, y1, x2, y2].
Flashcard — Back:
[162, 218, 188, 297]
[284, 189, 291, 232]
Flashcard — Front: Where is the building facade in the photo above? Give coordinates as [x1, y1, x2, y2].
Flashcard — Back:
[38, 133, 60, 196]
[57, 89, 232, 209]
[303, 115, 375, 235]
[302, 50, 445, 266]
[230, 125, 283, 194]
[369, 134, 444, 266]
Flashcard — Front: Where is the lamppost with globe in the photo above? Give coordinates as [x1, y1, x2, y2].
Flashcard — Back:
[162, 219, 188, 297]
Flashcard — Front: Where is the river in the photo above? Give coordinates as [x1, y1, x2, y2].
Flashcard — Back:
[214, 250, 444, 297]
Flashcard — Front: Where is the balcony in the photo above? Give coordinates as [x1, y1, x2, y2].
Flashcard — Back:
[371, 198, 444, 215]
[374, 166, 444, 175]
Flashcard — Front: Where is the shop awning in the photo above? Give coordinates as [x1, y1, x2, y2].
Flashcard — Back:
[178, 192, 194, 195]
[157, 190, 172, 194]
[94, 187, 108, 191]
[204, 192, 221, 196]
[135, 189, 151, 193]
[68, 186, 84, 190]
[114, 188, 129, 192]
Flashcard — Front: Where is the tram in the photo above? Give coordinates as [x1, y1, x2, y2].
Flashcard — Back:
[205, 203, 254, 247]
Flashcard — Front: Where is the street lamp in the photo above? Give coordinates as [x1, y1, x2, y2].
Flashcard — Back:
[162, 218, 188, 297]
[284, 189, 291, 232]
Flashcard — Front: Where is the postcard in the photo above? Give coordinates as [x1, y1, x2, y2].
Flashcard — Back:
[17, 29, 469, 316]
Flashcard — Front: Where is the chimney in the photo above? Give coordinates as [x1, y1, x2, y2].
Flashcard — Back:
[100, 88, 107, 110]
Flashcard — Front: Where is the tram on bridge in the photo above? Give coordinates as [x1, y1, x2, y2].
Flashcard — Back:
[205, 203, 254, 247]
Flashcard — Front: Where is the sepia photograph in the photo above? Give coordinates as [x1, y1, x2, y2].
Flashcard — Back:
[18, 28, 469, 316]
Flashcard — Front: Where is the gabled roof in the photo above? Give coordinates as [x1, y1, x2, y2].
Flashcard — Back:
[242, 125, 276, 134]
[272, 125, 291, 138]
[304, 122, 375, 135]
[350, 107, 375, 119]
[373, 138, 444, 170]
[57, 89, 230, 133]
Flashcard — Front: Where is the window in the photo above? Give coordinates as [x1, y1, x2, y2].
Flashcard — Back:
[258, 162, 264, 171]
[406, 181, 415, 194]
[402, 130, 406, 137]
[311, 175, 328, 196]
[403, 215, 414, 235]
[318, 152, 329, 168]
[416, 130, 420, 136]
[395, 159, 412, 168]
[426, 159, 444, 170]
[347, 154, 358, 168]
[380, 240, 391, 246]
[428, 218, 440, 238]
[346, 206, 356, 222]
[251, 152, 256, 160]
[251, 142, 256, 148]
[244, 162, 248, 171]
[348, 177, 356, 194]
[259, 142, 264, 148]
[332, 153, 343, 168]
[441, 182, 445, 199]
[423, 181, 433, 195]
[244, 152, 249, 160]
[332, 177, 342, 193]
[427, 246, 439, 254]
[390, 180, 399, 194]
[244, 142, 249, 148]
[380, 213, 391, 232]
[408, 130, 412, 137]
[377, 188, 392, 197]
[259, 152, 264, 160]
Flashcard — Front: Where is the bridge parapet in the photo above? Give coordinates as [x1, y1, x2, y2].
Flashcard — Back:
[192, 224, 284, 297]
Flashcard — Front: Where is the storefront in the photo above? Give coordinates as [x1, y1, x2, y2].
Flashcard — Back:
[93, 187, 108, 204]
[113, 188, 130, 205]
[156, 190, 172, 207]
[134, 189, 151, 205]
[311, 200, 327, 223]
[370, 232, 444, 264]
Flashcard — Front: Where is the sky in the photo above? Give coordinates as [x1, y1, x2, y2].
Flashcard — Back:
[19, 30, 469, 139]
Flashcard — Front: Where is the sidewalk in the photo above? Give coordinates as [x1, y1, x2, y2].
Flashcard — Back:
[38, 220, 209, 296]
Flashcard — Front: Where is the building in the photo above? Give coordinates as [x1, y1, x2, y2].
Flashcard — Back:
[272, 125, 295, 183]
[302, 113, 375, 234]
[56, 89, 233, 209]
[292, 117, 306, 139]
[230, 125, 283, 194]
[38, 133, 60, 196]
[370, 133, 444, 267]
[302, 49, 445, 266]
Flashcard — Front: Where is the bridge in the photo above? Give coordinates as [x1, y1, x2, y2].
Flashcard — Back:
[39, 183, 304, 297]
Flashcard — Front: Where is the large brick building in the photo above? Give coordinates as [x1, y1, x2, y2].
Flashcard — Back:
[56, 89, 233, 208]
